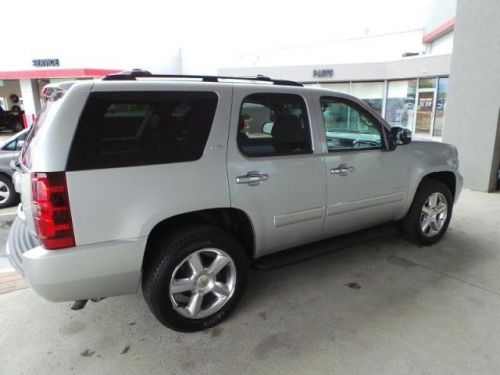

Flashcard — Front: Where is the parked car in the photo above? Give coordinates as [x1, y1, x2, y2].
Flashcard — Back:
[7, 71, 463, 332]
[0, 129, 28, 208]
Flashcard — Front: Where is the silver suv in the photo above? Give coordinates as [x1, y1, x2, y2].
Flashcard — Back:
[7, 71, 463, 332]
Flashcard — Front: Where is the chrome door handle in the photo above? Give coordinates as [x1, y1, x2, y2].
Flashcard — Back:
[331, 164, 355, 176]
[236, 171, 269, 185]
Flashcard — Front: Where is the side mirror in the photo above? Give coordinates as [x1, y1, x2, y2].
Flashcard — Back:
[391, 126, 412, 146]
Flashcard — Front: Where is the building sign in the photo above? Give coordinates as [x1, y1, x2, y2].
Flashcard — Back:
[313, 69, 334, 78]
[32, 59, 60, 68]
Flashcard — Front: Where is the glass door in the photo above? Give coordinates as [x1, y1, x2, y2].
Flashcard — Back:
[415, 91, 435, 134]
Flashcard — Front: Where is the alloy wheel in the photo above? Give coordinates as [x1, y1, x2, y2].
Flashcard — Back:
[420, 192, 448, 237]
[0, 181, 11, 204]
[169, 248, 237, 319]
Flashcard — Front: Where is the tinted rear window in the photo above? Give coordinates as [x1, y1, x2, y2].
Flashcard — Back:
[67, 91, 218, 170]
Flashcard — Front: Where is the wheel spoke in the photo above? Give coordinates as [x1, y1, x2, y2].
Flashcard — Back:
[171, 278, 195, 294]
[188, 252, 204, 276]
[212, 282, 230, 297]
[430, 220, 439, 232]
[421, 217, 431, 233]
[428, 193, 438, 208]
[187, 292, 203, 317]
[422, 206, 433, 216]
[436, 203, 447, 215]
[208, 255, 230, 275]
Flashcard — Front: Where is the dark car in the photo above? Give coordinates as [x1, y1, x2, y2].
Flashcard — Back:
[0, 106, 24, 132]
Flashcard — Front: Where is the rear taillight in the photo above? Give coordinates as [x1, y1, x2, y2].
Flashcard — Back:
[31, 172, 75, 250]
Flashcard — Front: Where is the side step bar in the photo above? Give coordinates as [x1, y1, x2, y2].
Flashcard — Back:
[253, 223, 399, 270]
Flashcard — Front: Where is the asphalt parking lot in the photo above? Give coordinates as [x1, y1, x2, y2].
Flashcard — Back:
[1, 189, 500, 374]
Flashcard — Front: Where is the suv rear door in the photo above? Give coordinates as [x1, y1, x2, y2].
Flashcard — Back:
[227, 86, 326, 257]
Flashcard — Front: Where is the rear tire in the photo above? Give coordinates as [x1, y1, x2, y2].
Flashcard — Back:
[142, 225, 248, 332]
[0, 174, 18, 208]
[401, 178, 453, 245]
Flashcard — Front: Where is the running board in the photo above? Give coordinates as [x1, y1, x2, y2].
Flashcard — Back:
[253, 223, 399, 270]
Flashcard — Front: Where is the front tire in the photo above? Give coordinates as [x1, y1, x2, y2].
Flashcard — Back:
[142, 225, 248, 332]
[401, 179, 453, 245]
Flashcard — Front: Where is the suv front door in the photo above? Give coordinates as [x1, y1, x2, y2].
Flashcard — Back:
[227, 88, 326, 257]
[315, 95, 409, 237]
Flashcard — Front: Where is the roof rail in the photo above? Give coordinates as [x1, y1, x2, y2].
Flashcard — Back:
[103, 69, 303, 87]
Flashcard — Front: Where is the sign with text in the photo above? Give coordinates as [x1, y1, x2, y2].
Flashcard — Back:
[32, 59, 60, 68]
[313, 69, 334, 78]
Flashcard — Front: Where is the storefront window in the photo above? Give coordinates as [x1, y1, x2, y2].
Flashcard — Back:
[320, 82, 350, 94]
[351, 81, 384, 115]
[418, 78, 436, 89]
[385, 80, 416, 129]
[433, 77, 448, 137]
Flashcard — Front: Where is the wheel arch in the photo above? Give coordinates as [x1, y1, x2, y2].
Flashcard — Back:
[142, 208, 256, 270]
[420, 171, 456, 201]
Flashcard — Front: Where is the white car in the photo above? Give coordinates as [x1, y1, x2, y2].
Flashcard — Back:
[8, 71, 462, 331]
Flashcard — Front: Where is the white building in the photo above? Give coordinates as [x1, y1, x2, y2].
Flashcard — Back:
[219, 0, 456, 140]
[1, 0, 455, 140]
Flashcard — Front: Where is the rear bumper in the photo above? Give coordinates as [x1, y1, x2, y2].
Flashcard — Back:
[8, 217, 147, 302]
[6, 216, 39, 275]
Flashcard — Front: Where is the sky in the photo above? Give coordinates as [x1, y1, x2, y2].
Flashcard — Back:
[4, 0, 431, 73]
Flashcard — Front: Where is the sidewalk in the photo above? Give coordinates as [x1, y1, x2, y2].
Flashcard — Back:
[0, 267, 27, 295]
[0, 206, 26, 295]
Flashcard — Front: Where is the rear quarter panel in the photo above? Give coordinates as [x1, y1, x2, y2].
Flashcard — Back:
[66, 82, 233, 246]
[21, 82, 94, 234]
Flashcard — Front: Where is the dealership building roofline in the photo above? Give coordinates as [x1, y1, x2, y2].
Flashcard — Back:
[219, 54, 451, 83]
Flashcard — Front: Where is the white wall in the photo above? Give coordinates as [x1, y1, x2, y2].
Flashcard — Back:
[221, 30, 425, 69]
[0, 81, 22, 110]
[0, 47, 183, 74]
[443, 0, 500, 191]
[429, 31, 454, 55]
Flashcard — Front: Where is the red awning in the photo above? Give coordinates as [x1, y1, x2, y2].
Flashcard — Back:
[0, 68, 121, 80]
[423, 17, 456, 43]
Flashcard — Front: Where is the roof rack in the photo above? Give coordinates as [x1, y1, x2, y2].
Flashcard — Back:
[102, 69, 303, 87]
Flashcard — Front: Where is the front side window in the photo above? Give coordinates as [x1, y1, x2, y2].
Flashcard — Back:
[321, 97, 383, 151]
[67, 91, 218, 170]
[238, 93, 312, 157]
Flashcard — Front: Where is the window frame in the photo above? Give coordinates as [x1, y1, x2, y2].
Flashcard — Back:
[320, 96, 387, 153]
[237, 92, 314, 158]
